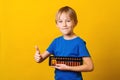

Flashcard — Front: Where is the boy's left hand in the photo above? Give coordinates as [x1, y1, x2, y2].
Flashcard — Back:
[52, 64, 70, 71]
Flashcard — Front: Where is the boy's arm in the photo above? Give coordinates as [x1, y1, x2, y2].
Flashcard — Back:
[54, 57, 94, 72]
[39, 51, 51, 63]
[68, 57, 94, 72]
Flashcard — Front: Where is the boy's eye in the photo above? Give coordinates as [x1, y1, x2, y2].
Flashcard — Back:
[57, 19, 71, 23]
[58, 20, 62, 23]
[67, 20, 71, 22]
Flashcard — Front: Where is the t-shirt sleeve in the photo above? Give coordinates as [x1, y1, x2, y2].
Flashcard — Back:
[79, 41, 90, 57]
[46, 39, 56, 55]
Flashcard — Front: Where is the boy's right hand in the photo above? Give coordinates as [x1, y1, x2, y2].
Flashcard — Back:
[34, 46, 42, 63]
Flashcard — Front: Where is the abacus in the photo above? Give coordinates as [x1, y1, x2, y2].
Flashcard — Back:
[49, 56, 83, 66]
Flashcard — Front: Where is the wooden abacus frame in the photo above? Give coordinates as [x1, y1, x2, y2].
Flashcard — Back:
[49, 56, 83, 66]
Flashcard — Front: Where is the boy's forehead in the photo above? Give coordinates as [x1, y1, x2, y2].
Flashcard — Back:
[57, 12, 71, 19]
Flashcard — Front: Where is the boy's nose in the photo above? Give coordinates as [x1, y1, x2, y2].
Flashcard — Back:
[63, 22, 67, 27]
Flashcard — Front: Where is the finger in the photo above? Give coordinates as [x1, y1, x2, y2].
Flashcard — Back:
[50, 66, 56, 68]
[34, 56, 40, 61]
[35, 45, 39, 51]
[34, 54, 42, 60]
[35, 54, 41, 59]
[35, 56, 40, 59]
[34, 56, 39, 60]
[35, 53, 40, 56]
[36, 54, 42, 58]
[54, 66, 60, 69]
[35, 58, 40, 62]
[55, 64, 61, 66]
[35, 46, 40, 55]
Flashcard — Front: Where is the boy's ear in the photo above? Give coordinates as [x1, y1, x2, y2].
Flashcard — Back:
[74, 24, 77, 28]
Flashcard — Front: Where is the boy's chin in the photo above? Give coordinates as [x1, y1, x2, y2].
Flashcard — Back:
[62, 32, 72, 35]
[60, 31, 72, 35]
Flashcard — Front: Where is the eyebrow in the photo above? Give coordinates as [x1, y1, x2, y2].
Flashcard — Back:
[57, 18, 72, 20]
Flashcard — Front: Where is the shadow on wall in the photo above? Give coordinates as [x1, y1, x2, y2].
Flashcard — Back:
[93, 24, 120, 80]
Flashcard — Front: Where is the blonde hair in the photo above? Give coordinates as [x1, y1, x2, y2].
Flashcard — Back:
[55, 6, 78, 26]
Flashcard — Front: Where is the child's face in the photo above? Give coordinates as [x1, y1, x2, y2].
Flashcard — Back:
[56, 12, 75, 35]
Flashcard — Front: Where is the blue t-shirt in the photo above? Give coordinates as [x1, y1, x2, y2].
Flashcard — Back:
[47, 36, 90, 80]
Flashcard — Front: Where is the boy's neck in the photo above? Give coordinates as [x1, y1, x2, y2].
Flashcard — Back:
[63, 33, 77, 40]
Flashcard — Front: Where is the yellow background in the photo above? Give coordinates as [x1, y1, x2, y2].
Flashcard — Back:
[0, 0, 120, 80]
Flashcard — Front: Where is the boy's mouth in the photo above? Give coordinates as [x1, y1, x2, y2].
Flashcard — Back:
[62, 28, 69, 30]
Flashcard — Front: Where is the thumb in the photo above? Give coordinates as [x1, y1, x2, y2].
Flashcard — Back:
[35, 45, 40, 54]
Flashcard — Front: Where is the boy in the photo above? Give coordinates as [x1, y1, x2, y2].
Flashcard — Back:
[34, 6, 94, 80]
